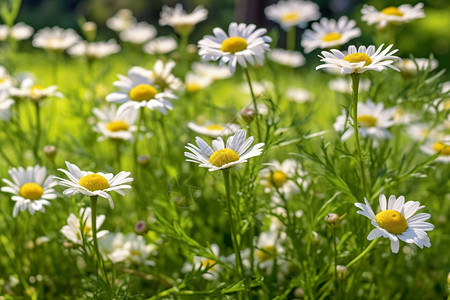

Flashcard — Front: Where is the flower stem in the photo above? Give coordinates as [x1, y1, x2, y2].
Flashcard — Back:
[244, 68, 262, 141]
[346, 238, 378, 269]
[350, 74, 368, 198]
[33, 102, 41, 164]
[287, 27, 296, 50]
[133, 107, 145, 170]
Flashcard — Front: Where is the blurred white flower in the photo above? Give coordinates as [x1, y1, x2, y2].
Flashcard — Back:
[361, 3, 425, 28]
[61, 207, 109, 245]
[187, 121, 240, 137]
[68, 39, 120, 60]
[268, 48, 305, 67]
[106, 9, 136, 32]
[10, 78, 63, 102]
[395, 58, 438, 77]
[185, 72, 212, 93]
[328, 77, 371, 94]
[93, 105, 138, 141]
[143, 36, 177, 55]
[159, 4, 208, 36]
[120, 22, 156, 45]
[0, 22, 34, 41]
[32, 26, 80, 52]
[191, 62, 232, 81]
[285, 87, 311, 103]
[0, 89, 14, 121]
[265, 0, 320, 30]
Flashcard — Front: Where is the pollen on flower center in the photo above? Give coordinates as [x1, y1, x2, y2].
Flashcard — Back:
[433, 142, 450, 156]
[106, 120, 129, 132]
[381, 6, 404, 16]
[343, 53, 373, 66]
[357, 115, 377, 128]
[206, 124, 224, 130]
[220, 37, 248, 53]
[208, 149, 240, 167]
[30, 85, 46, 98]
[257, 245, 276, 262]
[186, 83, 203, 93]
[375, 209, 407, 234]
[201, 259, 217, 269]
[78, 174, 110, 191]
[129, 84, 158, 102]
[322, 32, 342, 42]
[269, 171, 289, 188]
[281, 12, 300, 23]
[19, 182, 44, 200]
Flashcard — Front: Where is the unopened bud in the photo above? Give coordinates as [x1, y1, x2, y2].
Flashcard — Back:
[336, 265, 348, 281]
[43, 145, 56, 160]
[82, 21, 97, 42]
[293, 287, 304, 298]
[240, 107, 255, 123]
[135, 220, 147, 235]
[325, 213, 340, 228]
[137, 155, 150, 166]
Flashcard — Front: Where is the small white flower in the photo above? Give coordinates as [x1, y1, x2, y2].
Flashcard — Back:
[182, 244, 222, 281]
[316, 44, 400, 75]
[61, 207, 109, 245]
[1, 165, 57, 217]
[185, 72, 212, 93]
[198, 22, 272, 73]
[101, 233, 154, 265]
[268, 48, 305, 67]
[93, 105, 138, 141]
[241, 80, 274, 98]
[191, 62, 233, 81]
[264, 0, 320, 30]
[32, 26, 80, 51]
[0, 89, 14, 121]
[68, 39, 121, 60]
[355, 194, 433, 253]
[185, 129, 264, 171]
[395, 58, 438, 78]
[159, 4, 208, 35]
[0, 66, 13, 90]
[255, 229, 287, 272]
[0, 22, 34, 41]
[420, 135, 450, 163]
[143, 36, 177, 55]
[120, 22, 157, 45]
[301, 17, 361, 53]
[328, 77, 371, 94]
[9, 78, 63, 102]
[361, 3, 425, 28]
[149, 60, 183, 92]
[106, 9, 136, 32]
[406, 123, 432, 141]
[285, 87, 311, 103]
[56, 161, 133, 208]
[187, 121, 240, 137]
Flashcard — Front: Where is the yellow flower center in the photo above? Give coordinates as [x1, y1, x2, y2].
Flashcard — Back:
[257, 245, 277, 262]
[357, 115, 378, 128]
[268, 171, 289, 188]
[30, 85, 46, 98]
[322, 32, 342, 42]
[381, 6, 404, 16]
[128, 84, 158, 102]
[375, 209, 407, 235]
[208, 149, 240, 167]
[78, 174, 110, 191]
[281, 12, 300, 23]
[343, 53, 373, 67]
[206, 124, 224, 131]
[106, 120, 129, 132]
[433, 142, 450, 156]
[443, 99, 450, 110]
[19, 182, 44, 200]
[201, 259, 217, 270]
[185, 83, 203, 93]
[220, 37, 248, 53]
[130, 250, 141, 256]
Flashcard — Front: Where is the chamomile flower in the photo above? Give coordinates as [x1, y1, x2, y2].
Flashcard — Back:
[60, 207, 109, 245]
[67, 39, 121, 60]
[56, 161, 133, 208]
[241, 80, 274, 98]
[185, 72, 212, 93]
[328, 77, 371, 94]
[143, 36, 177, 55]
[361, 3, 425, 29]
[187, 121, 240, 137]
[191, 62, 233, 81]
[0, 22, 34, 41]
[355, 194, 433, 253]
[119, 22, 157, 45]
[101, 233, 154, 265]
[32, 26, 80, 52]
[420, 135, 450, 163]
[198, 22, 272, 73]
[106, 9, 136, 32]
[0, 89, 14, 121]
[92, 105, 138, 141]
[301, 17, 361, 53]
[106, 66, 177, 114]
[395, 58, 439, 78]
[268, 48, 305, 67]
[182, 244, 222, 281]
[334, 99, 396, 141]
[264, 0, 320, 30]
[149, 60, 183, 92]
[0, 66, 13, 89]
[9, 78, 63, 102]
[1, 165, 57, 217]
[159, 4, 208, 36]
[316, 44, 400, 75]
[285, 87, 311, 103]
[185, 129, 264, 171]
[255, 229, 288, 275]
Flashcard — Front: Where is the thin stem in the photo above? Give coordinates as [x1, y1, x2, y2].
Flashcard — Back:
[244, 68, 262, 141]
[33, 102, 41, 164]
[345, 238, 378, 269]
[287, 27, 296, 50]
[332, 229, 338, 295]
[114, 139, 122, 171]
[133, 107, 145, 170]
[350, 74, 368, 198]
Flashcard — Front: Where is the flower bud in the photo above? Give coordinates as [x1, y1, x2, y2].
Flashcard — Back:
[293, 287, 304, 298]
[336, 265, 348, 281]
[325, 213, 340, 228]
[82, 21, 97, 42]
[43, 145, 56, 160]
[240, 107, 255, 123]
[137, 155, 150, 166]
[135, 220, 147, 235]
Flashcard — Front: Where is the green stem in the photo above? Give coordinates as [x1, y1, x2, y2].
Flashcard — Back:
[244, 68, 262, 141]
[346, 238, 378, 269]
[332, 229, 338, 295]
[114, 139, 122, 171]
[350, 74, 368, 198]
[133, 107, 145, 170]
[287, 27, 296, 50]
[33, 102, 41, 164]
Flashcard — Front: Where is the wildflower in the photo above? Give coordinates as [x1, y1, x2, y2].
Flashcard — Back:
[190, 62, 233, 81]
[198, 22, 272, 73]
[361, 3, 425, 28]
[184, 129, 264, 171]
[143, 36, 177, 55]
[185, 72, 212, 93]
[187, 121, 240, 137]
[159, 4, 208, 36]
[285, 87, 311, 103]
[0, 66, 13, 90]
[99, 233, 154, 265]
[241, 80, 274, 98]
[1, 165, 57, 217]
[92, 105, 137, 141]
[119, 22, 157, 45]
[355, 194, 433, 253]
[328, 77, 371, 94]
[268, 48, 305, 67]
[0, 22, 34, 41]
[149, 60, 183, 92]
[67, 39, 121, 60]
[106, 9, 136, 32]
[61, 207, 109, 245]
[420, 135, 450, 163]
[32, 26, 80, 52]
[10, 78, 63, 102]
[0, 89, 14, 121]
[56, 161, 133, 208]
[182, 244, 222, 280]
[264, 0, 320, 30]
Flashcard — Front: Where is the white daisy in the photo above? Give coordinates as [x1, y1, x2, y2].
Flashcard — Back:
[159, 4, 208, 36]
[9, 77, 63, 102]
[241, 80, 274, 98]
[268, 48, 305, 67]
[301, 17, 361, 53]
[264, 0, 320, 30]
[198, 22, 272, 73]
[328, 77, 371, 94]
[334, 99, 396, 141]
[92, 105, 138, 141]
[106, 9, 136, 32]
[255, 229, 287, 273]
[0, 66, 13, 90]
[185, 72, 212, 93]
[0, 88, 14, 121]
[32, 26, 80, 52]
[106, 66, 177, 114]
[0, 26, 7, 41]
[149, 60, 183, 92]
[361, 3, 425, 28]
[395, 58, 439, 78]
[285, 87, 311, 103]
[99, 232, 129, 263]
[187, 121, 240, 137]
[119, 22, 157, 45]
[1, 165, 57, 217]
[182, 244, 222, 281]
[143, 36, 177, 55]
[0, 22, 34, 41]
[420, 135, 450, 163]
[61, 207, 109, 245]
[191, 62, 233, 81]
[122, 233, 155, 265]
[185, 129, 264, 171]
[355, 194, 433, 253]
[67, 39, 121, 60]
[316, 44, 400, 75]
[56, 161, 133, 208]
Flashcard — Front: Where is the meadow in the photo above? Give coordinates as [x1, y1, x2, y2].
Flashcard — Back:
[0, 0, 449, 299]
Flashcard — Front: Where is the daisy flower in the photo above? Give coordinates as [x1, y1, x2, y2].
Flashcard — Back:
[32, 26, 80, 52]
[355, 194, 433, 253]
[198, 22, 272, 73]
[264, 0, 320, 30]
[185, 129, 264, 171]
[1, 165, 57, 217]
[56, 161, 133, 208]
[119, 22, 157, 45]
[106, 66, 177, 114]
[241, 80, 274, 98]
[182, 244, 222, 281]
[316, 44, 400, 75]
[420, 135, 450, 163]
[361, 3, 425, 28]
[0, 66, 13, 90]
[0, 89, 14, 121]
[106, 9, 136, 32]
[185, 72, 212, 93]
[268, 48, 305, 67]
[0, 22, 34, 41]
[143, 36, 177, 55]
[285, 87, 311, 103]
[159, 4, 208, 36]
[67, 39, 121, 60]
[301, 17, 361, 53]
[395, 58, 438, 78]
[9, 77, 63, 102]
[92, 105, 138, 141]
[61, 207, 109, 245]
[191, 62, 233, 81]
[187, 121, 240, 137]
[328, 77, 371, 94]
[334, 99, 396, 141]
[99, 232, 129, 263]
[149, 60, 183, 92]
